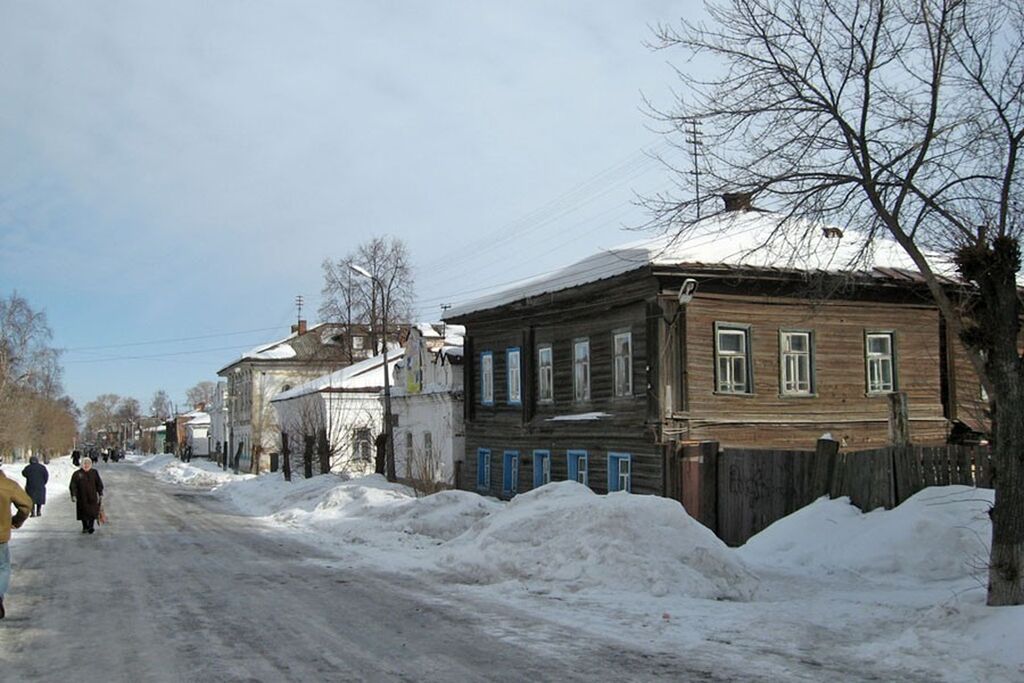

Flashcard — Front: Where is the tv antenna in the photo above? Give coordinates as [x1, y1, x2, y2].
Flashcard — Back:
[684, 118, 704, 219]
[295, 295, 304, 323]
[439, 303, 452, 338]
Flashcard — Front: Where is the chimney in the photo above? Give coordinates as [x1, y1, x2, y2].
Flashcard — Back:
[291, 319, 308, 335]
[722, 192, 753, 212]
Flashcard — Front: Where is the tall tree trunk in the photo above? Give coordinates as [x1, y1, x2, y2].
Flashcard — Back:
[964, 239, 1024, 606]
[990, 388, 1024, 605]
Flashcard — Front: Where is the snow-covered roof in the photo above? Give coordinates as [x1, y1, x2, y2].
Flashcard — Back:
[444, 211, 936, 319]
[271, 350, 406, 402]
[186, 412, 211, 426]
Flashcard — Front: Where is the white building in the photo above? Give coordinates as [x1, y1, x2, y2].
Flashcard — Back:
[391, 323, 464, 486]
[216, 320, 353, 473]
[209, 381, 227, 457]
[271, 349, 405, 476]
[185, 411, 211, 457]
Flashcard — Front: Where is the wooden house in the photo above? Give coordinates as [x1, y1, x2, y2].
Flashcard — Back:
[445, 199, 986, 499]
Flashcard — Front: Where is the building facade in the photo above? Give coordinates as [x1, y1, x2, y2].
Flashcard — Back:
[391, 323, 465, 486]
[447, 205, 986, 500]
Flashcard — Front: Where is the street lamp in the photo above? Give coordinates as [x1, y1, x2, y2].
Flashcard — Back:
[349, 262, 396, 482]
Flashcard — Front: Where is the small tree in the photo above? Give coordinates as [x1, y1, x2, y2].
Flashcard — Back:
[651, 0, 1024, 605]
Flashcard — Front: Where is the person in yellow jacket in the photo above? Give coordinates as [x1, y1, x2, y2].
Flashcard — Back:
[0, 468, 33, 619]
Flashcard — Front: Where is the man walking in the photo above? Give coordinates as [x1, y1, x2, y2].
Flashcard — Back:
[22, 456, 49, 517]
[0, 467, 33, 619]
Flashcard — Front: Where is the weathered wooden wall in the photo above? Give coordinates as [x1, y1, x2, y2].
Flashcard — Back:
[456, 271, 666, 497]
[674, 290, 950, 448]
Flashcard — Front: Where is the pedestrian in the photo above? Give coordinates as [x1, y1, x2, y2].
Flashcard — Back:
[0, 468, 33, 619]
[69, 457, 104, 535]
[71, 449, 81, 467]
[102, 449, 109, 464]
[21, 456, 49, 518]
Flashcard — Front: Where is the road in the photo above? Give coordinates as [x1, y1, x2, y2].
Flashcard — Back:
[0, 463, 719, 683]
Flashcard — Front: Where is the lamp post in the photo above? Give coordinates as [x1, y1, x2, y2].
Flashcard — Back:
[349, 263, 396, 482]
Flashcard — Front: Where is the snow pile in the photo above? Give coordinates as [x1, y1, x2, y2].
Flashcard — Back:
[438, 481, 757, 600]
[222, 473, 500, 544]
[133, 454, 254, 489]
[740, 485, 992, 582]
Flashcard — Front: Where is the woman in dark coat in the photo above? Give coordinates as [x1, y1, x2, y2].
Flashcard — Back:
[69, 457, 104, 534]
[21, 456, 49, 517]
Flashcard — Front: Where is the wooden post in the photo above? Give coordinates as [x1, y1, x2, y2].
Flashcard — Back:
[281, 432, 292, 482]
[888, 391, 911, 446]
[303, 435, 314, 479]
[317, 427, 330, 475]
[813, 437, 840, 499]
[699, 441, 719, 535]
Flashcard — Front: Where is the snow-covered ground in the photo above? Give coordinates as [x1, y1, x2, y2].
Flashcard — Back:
[130, 456, 1023, 681]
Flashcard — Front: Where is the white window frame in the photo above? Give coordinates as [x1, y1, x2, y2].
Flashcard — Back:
[533, 449, 551, 487]
[780, 330, 814, 396]
[477, 448, 491, 490]
[481, 351, 494, 405]
[613, 331, 633, 397]
[537, 344, 554, 403]
[503, 450, 519, 495]
[865, 332, 896, 394]
[573, 338, 591, 402]
[507, 347, 522, 406]
[608, 452, 632, 493]
[715, 323, 752, 394]
[567, 450, 588, 486]
[351, 336, 365, 350]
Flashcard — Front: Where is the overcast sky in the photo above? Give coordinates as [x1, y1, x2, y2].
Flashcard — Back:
[0, 1, 702, 412]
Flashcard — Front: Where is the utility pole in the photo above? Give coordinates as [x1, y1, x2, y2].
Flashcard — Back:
[440, 303, 452, 339]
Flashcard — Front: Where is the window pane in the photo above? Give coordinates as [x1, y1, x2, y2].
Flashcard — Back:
[868, 335, 890, 355]
[718, 330, 744, 353]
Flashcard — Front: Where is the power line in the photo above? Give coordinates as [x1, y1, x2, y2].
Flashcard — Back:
[65, 342, 261, 364]
[63, 325, 286, 353]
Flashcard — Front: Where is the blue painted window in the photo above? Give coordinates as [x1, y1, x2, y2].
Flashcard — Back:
[476, 448, 491, 490]
[608, 452, 632, 493]
[507, 347, 522, 405]
[502, 450, 520, 495]
[533, 449, 551, 488]
[567, 450, 588, 486]
[480, 352, 494, 405]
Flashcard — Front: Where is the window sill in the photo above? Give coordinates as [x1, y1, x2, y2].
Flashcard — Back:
[779, 392, 818, 399]
[712, 391, 756, 397]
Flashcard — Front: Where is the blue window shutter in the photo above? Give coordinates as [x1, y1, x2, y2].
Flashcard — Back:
[477, 448, 490, 489]
[533, 450, 550, 488]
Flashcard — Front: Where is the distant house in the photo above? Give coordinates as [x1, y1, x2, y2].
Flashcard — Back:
[446, 196, 986, 499]
[216, 320, 353, 473]
[209, 381, 227, 457]
[185, 411, 211, 457]
[391, 323, 465, 487]
[270, 348, 405, 475]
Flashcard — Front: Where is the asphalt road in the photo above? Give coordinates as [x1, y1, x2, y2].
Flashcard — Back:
[0, 464, 721, 683]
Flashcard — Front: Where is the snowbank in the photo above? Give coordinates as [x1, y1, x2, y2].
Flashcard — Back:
[133, 454, 255, 489]
[439, 481, 757, 600]
[740, 485, 993, 582]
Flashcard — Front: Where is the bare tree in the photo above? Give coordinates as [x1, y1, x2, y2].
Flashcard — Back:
[83, 393, 121, 442]
[185, 381, 217, 409]
[319, 236, 414, 482]
[320, 237, 414, 355]
[650, 0, 1023, 605]
[150, 389, 172, 420]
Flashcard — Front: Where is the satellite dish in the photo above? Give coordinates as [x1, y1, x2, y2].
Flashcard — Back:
[678, 278, 698, 305]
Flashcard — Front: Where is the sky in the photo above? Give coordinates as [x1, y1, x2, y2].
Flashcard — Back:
[0, 1, 703, 412]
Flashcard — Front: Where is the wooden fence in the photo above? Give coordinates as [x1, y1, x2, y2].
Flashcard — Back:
[677, 440, 991, 546]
